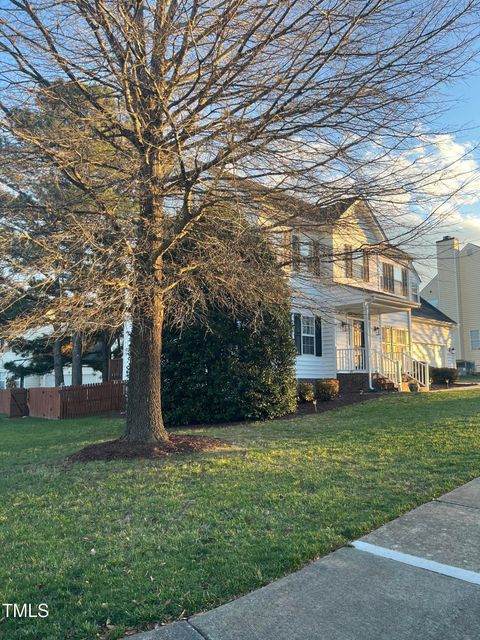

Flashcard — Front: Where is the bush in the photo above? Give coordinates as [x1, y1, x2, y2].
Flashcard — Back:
[161, 306, 298, 425]
[431, 367, 459, 385]
[297, 382, 314, 403]
[315, 379, 340, 401]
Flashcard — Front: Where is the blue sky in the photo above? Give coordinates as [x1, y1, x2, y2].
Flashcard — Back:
[438, 73, 480, 222]
[412, 70, 480, 282]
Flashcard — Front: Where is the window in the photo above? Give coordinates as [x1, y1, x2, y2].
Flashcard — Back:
[411, 282, 420, 302]
[293, 314, 322, 356]
[381, 262, 394, 292]
[471, 330, 480, 350]
[381, 263, 408, 296]
[350, 250, 369, 281]
[292, 237, 320, 275]
[382, 326, 409, 355]
[301, 316, 315, 355]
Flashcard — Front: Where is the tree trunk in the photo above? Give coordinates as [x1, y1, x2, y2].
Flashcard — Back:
[124, 289, 168, 442]
[100, 332, 111, 383]
[53, 339, 64, 387]
[72, 333, 82, 386]
[123, 150, 169, 443]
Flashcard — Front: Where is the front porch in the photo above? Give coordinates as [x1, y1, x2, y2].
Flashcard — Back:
[335, 293, 429, 390]
[336, 347, 430, 390]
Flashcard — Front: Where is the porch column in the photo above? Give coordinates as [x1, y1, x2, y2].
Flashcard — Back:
[407, 308, 412, 355]
[363, 301, 373, 390]
[379, 314, 383, 355]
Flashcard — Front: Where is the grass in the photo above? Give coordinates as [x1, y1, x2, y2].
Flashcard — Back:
[1, 390, 480, 639]
[458, 375, 480, 383]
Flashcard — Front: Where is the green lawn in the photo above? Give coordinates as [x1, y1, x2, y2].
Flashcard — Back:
[458, 375, 480, 383]
[1, 390, 480, 640]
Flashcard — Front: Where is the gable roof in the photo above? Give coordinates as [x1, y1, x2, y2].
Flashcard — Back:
[460, 242, 480, 256]
[412, 297, 456, 325]
[220, 173, 415, 259]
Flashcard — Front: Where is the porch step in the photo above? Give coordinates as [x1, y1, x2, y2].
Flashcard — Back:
[372, 373, 397, 392]
[399, 380, 429, 393]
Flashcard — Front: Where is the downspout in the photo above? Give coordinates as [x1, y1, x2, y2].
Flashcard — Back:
[364, 301, 374, 390]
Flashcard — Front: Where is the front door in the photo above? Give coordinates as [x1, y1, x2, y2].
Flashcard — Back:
[350, 320, 365, 369]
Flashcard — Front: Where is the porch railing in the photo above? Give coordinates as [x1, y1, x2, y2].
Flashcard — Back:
[370, 349, 402, 387]
[398, 352, 430, 388]
[336, 348, 429, 389]
[337, 347, 366, 372]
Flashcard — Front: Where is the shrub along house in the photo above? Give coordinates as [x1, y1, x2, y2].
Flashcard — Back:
[288, 199, 456, 392]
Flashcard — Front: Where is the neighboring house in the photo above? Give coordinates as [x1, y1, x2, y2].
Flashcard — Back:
[289, 200, 456, 391]
[421, 236, 480, 373]
[0, 337, 102, 389]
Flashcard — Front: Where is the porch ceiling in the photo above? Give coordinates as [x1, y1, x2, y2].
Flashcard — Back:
[335, 293, 420, 315]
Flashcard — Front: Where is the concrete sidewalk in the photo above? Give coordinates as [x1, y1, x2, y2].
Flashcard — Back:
[135, 479, 480, 640]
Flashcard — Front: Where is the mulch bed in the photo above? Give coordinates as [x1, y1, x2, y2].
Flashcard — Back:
[282, 391, 382, 418]
[68, 434, 229, 463]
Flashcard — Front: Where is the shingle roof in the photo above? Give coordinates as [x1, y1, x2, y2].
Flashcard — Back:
[412, 297, 456, 324]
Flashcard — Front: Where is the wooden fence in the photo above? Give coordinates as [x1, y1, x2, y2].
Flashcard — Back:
[28, 387, 61, 419]
[28, 382, 126, 419]
[108, 358, 123, 382]
[0, 388, 29, 417]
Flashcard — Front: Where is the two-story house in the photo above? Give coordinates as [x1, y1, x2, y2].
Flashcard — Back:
[289, 199, 456, 391]
[120, 196, 456, 392]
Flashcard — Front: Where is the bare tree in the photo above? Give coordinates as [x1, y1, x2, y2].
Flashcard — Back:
[0, 0, 479, 442]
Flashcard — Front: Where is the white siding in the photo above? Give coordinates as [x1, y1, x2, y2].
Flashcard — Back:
[289, 201, 454, 379]
[412, 320, 455, 367]
[294, 314, 336, 379]
[458, 244, 480, 369]
[422, 240, 480, 370]
[332, 202, 383, 289]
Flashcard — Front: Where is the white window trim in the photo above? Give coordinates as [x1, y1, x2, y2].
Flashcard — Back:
[301, 316, 315, 356]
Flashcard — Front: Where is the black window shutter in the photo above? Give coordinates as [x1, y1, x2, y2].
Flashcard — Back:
[315, 317, 322, 357]
[344, 244, 353, 277]
[293, 314, 302, 355]
[292, 236, 300, 270]
[312, 240, 321, 276]
[401, 268, 408, 296]
[363, 251, 369, 282]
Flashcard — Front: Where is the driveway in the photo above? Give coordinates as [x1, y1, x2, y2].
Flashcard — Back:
[135, 478, 480, 640]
